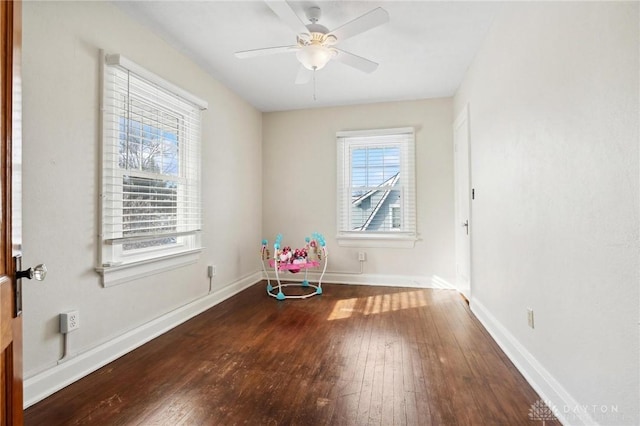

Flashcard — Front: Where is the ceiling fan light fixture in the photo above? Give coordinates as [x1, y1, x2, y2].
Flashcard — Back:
[296, 44, 334, 70]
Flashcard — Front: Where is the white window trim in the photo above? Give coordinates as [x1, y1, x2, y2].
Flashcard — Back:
[336, 127, 418, 248]
[335, 234, 418, 248]
[97, 52, 207, 285]
[105, 54, 207, 110]
[96, 249, 201, 287]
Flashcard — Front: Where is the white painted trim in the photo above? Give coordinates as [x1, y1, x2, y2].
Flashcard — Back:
[336, 127, 414, 138]
[264, 271, 454, 289]
[453, 103, 469, 129]
[96, 250, 201, 287]
[471, 298, 593, 426]
[23, 271, 262, 409]
[336, 234, 418, 248]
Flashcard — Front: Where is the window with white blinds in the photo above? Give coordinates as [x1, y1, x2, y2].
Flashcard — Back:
[336, 128, 417, 248]
[101, 54, 207, 267]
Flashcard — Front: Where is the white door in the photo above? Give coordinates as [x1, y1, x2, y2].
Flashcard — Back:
[453, 105, 471, 300]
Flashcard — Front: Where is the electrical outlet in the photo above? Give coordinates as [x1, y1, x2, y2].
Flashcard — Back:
[527, 308, 534, 329]
[358, 251, 367, 261]
[208, 265, 216, 278]
[60, 310, 80, 334]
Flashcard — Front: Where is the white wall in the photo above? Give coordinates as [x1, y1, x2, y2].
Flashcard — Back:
[454, 2, 639, 424]
[262, 99, 455, 287]
[22, 0, 262, 393]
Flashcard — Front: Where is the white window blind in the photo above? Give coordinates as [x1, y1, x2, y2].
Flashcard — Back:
[337, 128, 416, 246]
[101, 53, 206, 267]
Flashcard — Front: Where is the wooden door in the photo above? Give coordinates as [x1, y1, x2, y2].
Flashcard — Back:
[0, 1, 22, 424]
[454, 104, 471, 301]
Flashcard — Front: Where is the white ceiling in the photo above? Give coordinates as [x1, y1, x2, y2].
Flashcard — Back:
[115, 1, 502, 112]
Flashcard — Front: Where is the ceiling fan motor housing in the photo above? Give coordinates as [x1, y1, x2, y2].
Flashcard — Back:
[306, 23, 330, 37]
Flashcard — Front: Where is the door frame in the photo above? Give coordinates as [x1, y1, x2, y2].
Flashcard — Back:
[1, 0, 23, 423]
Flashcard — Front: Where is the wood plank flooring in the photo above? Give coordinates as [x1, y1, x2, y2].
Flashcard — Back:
[24, 282, 558, 425]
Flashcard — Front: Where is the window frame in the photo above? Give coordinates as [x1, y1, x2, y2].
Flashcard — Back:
[97, 53, 207, 286]
[336, 127, 417, 248]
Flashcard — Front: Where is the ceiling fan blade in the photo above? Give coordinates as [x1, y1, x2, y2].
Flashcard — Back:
[295, 65, 312, 85]
[328, 7, 389, 42]
[333, 49, 379, 73]
[265, 1, 310, 35]
[235, 45, 297, 59]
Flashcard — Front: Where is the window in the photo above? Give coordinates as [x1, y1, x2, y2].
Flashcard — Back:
[98, 54, 207, 285]
[337, 128, 416, 248]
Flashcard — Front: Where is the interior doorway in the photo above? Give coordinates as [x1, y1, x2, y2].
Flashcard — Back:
[453, 104, 471, 301]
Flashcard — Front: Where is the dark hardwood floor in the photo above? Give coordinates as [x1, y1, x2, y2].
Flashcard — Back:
[24, 282, 558, 425]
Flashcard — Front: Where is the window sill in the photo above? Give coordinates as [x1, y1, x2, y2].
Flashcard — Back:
[96, 249, 201, 287]
[336, 233, 418, 248]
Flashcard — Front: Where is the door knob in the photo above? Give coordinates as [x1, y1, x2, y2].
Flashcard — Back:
[17, 264, 47, 281]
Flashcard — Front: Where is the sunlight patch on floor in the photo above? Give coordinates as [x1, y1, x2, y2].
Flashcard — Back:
[327, 290, 429, 320]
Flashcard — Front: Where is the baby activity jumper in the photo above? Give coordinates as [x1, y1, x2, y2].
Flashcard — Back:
[260, 233, 328, 300]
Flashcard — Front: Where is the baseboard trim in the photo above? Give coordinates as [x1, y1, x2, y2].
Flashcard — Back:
[264, 271, 455, 289]
[23, 271, 262, 409]
[471, 298, 593, 426]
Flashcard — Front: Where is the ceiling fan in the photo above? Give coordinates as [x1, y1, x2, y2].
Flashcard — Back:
[235, 1, 389, 84]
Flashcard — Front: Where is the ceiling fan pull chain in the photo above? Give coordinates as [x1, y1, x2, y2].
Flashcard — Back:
[313, 68, 317, 101]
